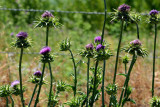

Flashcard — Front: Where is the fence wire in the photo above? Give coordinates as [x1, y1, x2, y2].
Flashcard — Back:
[0, 7, 149, 15]
[0, 51, 69, 56]
[1, 51, 160, 59]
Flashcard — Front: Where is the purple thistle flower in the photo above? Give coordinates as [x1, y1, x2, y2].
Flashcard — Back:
[11, 80, 20, 87]
[34, 71, 42, 77]
[118, 4, 131, 12]
[96, 44, 105, 51]
[94, 36, 102, 43]
[149, 9, 159, 16]
[41, 11, 54, 18]
[40, 46, 51, 55]
[16, 32, 28, 39]
[86, 43, 94, 50]
[10, 32, 14, 36]
[130, 39, 142, 46]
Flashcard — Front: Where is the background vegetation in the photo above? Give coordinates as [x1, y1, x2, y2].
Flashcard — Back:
[0, 0, 160, 106]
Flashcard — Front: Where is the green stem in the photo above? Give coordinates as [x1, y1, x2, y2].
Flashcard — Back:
[28, 84, 38, 107]
[152, 23, 157, 97]
[9, 95, 14, 107]
[48, 62, 53, 106]
[102, 60, 106, 107]
[86, 58, 90, 107]
[90, 61, 99, 107]
[46, 26, 49, 46]
[34, 63, 46, 107]
[125, 63, 127, 74]
[101, 0, 107, 106]
[109, 96, 112, 107]
[100, 0, 107, 44]
[119, 54, 137, 106]
[6, 97, 9, 107]
[113, 20, 124, 83]
[69, 49, 77, 97]
[19, 48, 25, 107]
[136, 22, 139, 39]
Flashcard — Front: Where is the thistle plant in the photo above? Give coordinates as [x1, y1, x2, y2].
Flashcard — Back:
[85, 37, 112, 106]
[147, 9, 159, 97]
[79, 67, 102, 107]
[0, 85, 11, 107]
[50, 81, 68, 106]
[111, 4, 141, 83]
[12, 31, 31, 107]
[122, 54, 129, 74]
[10, 80, 25, 107]
[105, 84, 118, 107]
[80, 35, 112, 106]
[34, 11, 61, 107]
[80, 43, 94, 107]
[119, 39, 147, 106]
[89, 67, 102, 106]
[34, 46, 54, 107]
[112, 4, 131, 83]
[60, 38, 77, 98]
[28, 71, 42, 107]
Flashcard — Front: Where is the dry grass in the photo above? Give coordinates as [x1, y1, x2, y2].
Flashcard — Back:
[0, 52, 160, 107]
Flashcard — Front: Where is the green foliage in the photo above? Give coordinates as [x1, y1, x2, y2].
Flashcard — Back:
[64, 97, 82, 107]
[34, 16, 62, 28]
[56, 81, 67, 92]
[40, 53, 54, 63]
[122, 54, 130, 64]
[0, 85, 11, 97]
[122, 43, 148, 57]
[106, 84, 118, 95]
[11, 85, 25, 96]
[60, 38, 71, 51]
[11, 38, 31, 48]
[122, 86, 136, 106]
[109, 95, 119, 107]
[150, 96, 160, 107]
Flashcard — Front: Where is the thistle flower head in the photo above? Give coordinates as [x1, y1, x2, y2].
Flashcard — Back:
[41, 11, 54, 18]
[149, 9, 159, 16]
[122, 39, 147, 57]
[106, 84, 118, 95]
[94, 36, 102, 43]
[85, 43, 94, 50]
[40, 46, 51, 55]
[122, 54, 129, 64]
[96, 44, 105, 51]
[10, 32, 14, 36]
[0, 85, 11, 97]
[150, 96, 160, 106]
[11, 80, 20, 87]
[130, 39, 142, 46]
[34, 71, 42, 77]
[118, 4, 131, 12]
[60, 38, 71, 51]
[16, 32, 28, 39]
